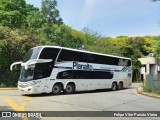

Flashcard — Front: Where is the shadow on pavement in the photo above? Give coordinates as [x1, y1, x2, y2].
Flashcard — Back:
[0, 106, 13, 111]
[22, 87, 132, 98]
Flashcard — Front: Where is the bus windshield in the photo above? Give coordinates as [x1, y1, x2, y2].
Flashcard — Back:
[19, 66, 35, 81]
[19, 62, 53, 82]
[23, 47, 42, 62]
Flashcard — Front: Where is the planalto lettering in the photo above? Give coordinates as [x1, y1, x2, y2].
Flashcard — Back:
[73, 62, 93, 70]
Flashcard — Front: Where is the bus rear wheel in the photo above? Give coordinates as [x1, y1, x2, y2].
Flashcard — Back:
[52, 84, 62, 95]
[118, 82, 123, 90]
[65, 83, 75, 94]
[111, 82, 117, 91]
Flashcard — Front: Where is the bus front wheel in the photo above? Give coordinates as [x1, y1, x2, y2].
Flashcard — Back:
[52, 84, 62, 95]
[65, 83, 75, 94]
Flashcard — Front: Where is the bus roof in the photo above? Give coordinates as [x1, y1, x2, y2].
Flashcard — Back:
[33, 45, 131, 60]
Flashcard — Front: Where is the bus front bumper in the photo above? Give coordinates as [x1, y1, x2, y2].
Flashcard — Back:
[18, 86, 36, 94]
[18, 81, 43, 94]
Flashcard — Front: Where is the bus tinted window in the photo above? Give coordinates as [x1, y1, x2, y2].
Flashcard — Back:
[57, 49, 131, 66]
[58, 49, 87, 62]
[85, 54, 99, 63]
[39, 48, 60, 62]
[57, 49, 77, 62]
[128, 60, 131, 66]
[109, 57, 119, 65]
[99, 55, 131, 66]
[84, 71, 113, 79]
[56, 70, 113, 79]
[34, 62, 53, 80]
[76, 52, 87, 62]
[23, 47, 42, 62]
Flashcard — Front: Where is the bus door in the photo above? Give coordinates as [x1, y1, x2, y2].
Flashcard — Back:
[34, 62, 53, 92]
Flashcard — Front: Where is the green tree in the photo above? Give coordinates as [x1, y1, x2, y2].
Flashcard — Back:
[41, 0, 63, 24]
[0, 26, 39, 87]
[26, 11, 46, 31]
[70, 29, 86, 49]
[153, 39, 160, 58]
[82, 27, 101, 45]
[40, 0, 63, 42]
[86, 36, 128, 56]
[39, 24, 85, 48]
[131, 57, 142, 82]
[0, 0, 38, 28]
[122, 37, 155, 58]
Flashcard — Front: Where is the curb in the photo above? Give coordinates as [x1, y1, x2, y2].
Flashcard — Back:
[0, 88, 17, 90]
[136, 87, 160, 99]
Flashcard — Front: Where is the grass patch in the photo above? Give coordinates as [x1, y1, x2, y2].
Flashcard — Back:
[152, 90, 160, 95]
[143, 85, 152, 93]
[143, 84, 160, 95]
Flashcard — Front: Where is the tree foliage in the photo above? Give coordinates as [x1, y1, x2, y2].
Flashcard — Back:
[26, 11, 46, 30]
[153, 36, 160, 58]
[0, 26, 39, 87]
[41, 0, 62, 24]
[82, 27, 102, 45]
[0, 0, 38, 28]
[122, 37, 155, 58]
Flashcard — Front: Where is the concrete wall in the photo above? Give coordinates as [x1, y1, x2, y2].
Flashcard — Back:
[138, 57, 158, 65]
[138, 57, 159, 80]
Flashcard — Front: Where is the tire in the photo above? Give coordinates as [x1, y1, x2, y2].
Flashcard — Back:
[65, 83, 75, 94]
[52, 84, 62, 95]
[118, 82, 123, 90]
[111, 82, 117, 91]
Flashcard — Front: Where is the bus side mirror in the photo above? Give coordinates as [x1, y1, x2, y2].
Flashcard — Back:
[10, 62, 22, 71]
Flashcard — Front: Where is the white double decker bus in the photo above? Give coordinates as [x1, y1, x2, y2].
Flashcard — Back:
[10, 46, 132, 94]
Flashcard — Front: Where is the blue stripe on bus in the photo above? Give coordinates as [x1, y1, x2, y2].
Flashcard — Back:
[54, 66, 122, 72]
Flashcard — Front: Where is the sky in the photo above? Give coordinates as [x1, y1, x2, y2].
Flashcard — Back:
[25, 0, 160, 37]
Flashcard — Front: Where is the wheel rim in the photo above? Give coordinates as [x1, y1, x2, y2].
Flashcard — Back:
[66, 84, 75, 94]
[53, 85, 61, 94]
[66, 86, 72, 92]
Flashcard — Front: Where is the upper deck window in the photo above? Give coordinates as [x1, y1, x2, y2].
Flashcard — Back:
[23, 47, 42, 62]
[57, 49, 131, 66]
[57, 49, 87, 62]
[39, 48, 60, 61]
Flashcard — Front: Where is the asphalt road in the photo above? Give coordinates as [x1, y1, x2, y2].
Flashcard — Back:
[0, 83, 160, 120]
